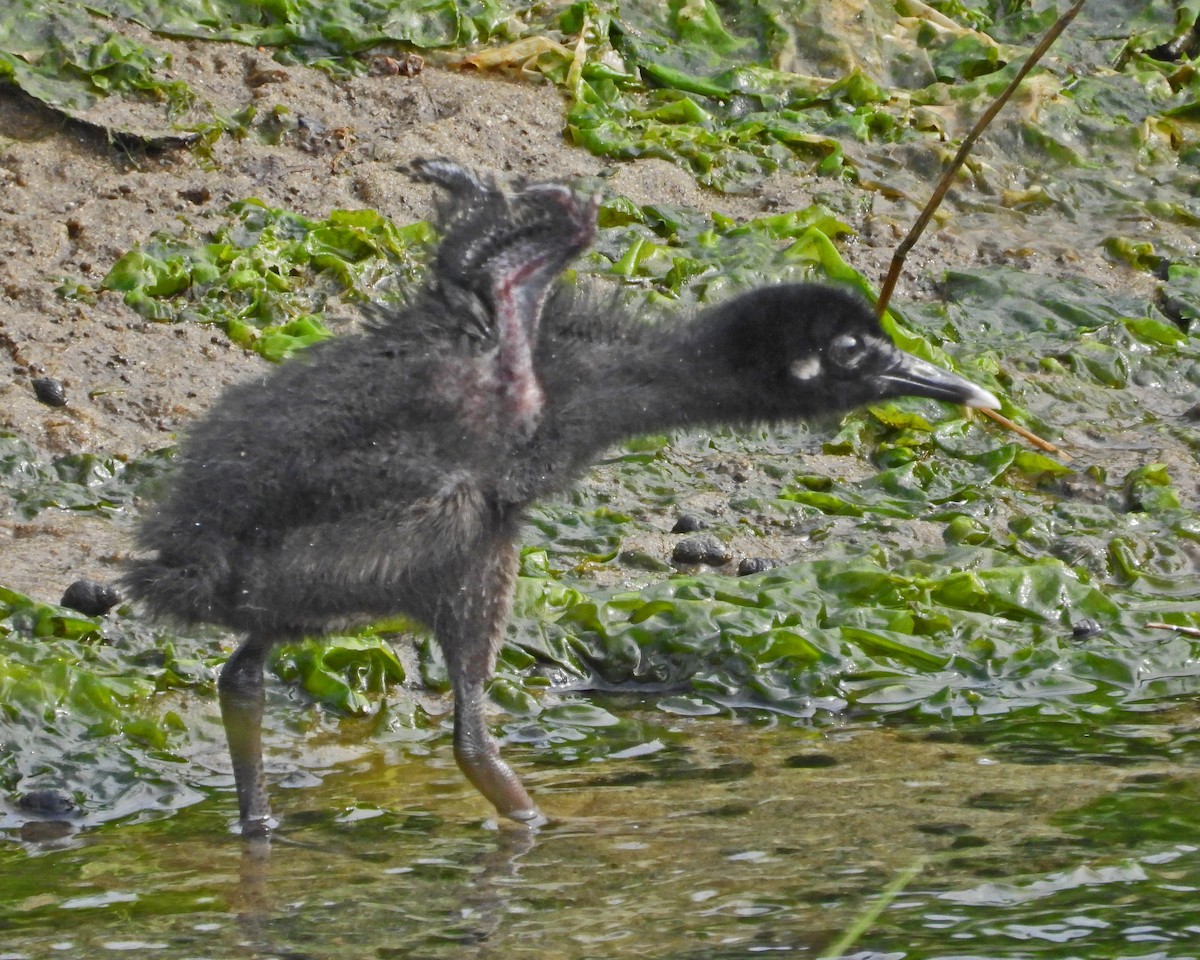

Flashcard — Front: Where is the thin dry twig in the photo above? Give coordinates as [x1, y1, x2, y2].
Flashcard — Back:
[979, 408, 1071, 459]
[1146, 621, 1200, 640]
[876, 0, 1087, 461]
[877, 0, 1088, 315]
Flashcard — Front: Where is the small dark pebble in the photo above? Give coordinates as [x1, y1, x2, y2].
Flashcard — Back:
[19, 821, 76, 843]
[17, 788, 76, 817]
[967, 791, 1032, 811]
[915, 821, 973, 837]
[61, 579, 121, 616]
[738, 557, 777, 576]
[1071, 617, 1103, 639]
[672, 535, 733, 566]
[32, 376, 67, 407]
[783, 753, 838, 769]
[1128, 771, 1171, 785]
[699, 801, 755, 819]
[179, 186, 212, 205]
[671, 513, 708, 533]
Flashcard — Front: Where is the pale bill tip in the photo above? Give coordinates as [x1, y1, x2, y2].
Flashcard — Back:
[964, 382, 1002, 411]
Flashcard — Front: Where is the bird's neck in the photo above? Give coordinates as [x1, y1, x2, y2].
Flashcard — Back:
[559, 304, 771, 451]
[640, 327, 745, 429]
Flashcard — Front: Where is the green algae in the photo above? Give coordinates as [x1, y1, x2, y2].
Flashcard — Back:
[0, 434, 173, 521]
[99, 201, 435, 361]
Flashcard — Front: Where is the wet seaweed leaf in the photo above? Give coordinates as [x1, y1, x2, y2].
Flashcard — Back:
[0, 433, 174, 520]
[98, 201, 435, 361]
[273, 634, 407, 715]
[0, 2, 195, 117]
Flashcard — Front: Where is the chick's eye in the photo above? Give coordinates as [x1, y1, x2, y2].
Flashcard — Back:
[828, 333, 866, 370]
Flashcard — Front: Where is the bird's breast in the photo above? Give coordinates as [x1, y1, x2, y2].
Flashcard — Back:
[433, 354, 544, 441]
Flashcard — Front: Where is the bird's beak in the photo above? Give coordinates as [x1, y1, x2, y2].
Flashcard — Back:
[878, 352, 1000, 410]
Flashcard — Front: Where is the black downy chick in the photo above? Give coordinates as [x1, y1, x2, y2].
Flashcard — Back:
[123, 160, 999, 834]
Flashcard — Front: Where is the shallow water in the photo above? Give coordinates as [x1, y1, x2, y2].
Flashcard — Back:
[3, 701, 1199, 959]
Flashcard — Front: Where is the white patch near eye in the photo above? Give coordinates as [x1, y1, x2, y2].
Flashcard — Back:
[789, 355, 822, 381]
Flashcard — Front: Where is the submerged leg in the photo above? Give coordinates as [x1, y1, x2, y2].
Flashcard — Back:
[453, 675, 542, 825]
[441, 542, 545, 826]
[218, 634, 275, 837]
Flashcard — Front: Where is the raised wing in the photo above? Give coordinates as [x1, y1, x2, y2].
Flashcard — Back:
[409, 158, 599, 432]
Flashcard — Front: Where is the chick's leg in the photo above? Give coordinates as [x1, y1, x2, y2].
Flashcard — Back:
[219, 634, 275, 836]
[440, 541, 545, 826]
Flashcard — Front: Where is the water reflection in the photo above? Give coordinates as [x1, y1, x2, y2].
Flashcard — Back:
[1, 709, 1198, 958]
[220, 824, 539, 956]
